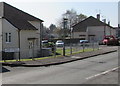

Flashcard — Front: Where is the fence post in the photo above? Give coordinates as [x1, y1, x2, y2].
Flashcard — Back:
[98, 42, 99, 50]
[93, 42, 94, 51]
[83, 43, 85, 52]
[4, 59, 6, 63]
[70, 43, 72, 55]
[54, 45, 56, 58]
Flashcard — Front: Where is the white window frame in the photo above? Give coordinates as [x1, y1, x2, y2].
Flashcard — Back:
[5, 33, 11, 43]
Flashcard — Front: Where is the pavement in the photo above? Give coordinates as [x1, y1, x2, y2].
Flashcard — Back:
[1, 46, 118, 67]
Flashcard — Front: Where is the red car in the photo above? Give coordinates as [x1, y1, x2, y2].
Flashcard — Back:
[102, 35, 119, 45]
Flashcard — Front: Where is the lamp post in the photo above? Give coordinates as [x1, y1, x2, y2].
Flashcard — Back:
[69, 19, 73, 55]
[64, 11, 73, 55]
[63, 18, 68, 56]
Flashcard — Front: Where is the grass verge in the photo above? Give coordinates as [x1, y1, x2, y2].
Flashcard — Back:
[0, 48, 99, 63]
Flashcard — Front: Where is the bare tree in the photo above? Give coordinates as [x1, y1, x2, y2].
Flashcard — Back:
[63, 9, 77, 28]
[77, 13, 87, 22]
[56, 9, 87, 38]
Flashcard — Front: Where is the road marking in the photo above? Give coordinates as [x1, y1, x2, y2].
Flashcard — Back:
[86, 66, 119, 80]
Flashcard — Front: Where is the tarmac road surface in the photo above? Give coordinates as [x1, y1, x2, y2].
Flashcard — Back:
[2, 51, 118, 84]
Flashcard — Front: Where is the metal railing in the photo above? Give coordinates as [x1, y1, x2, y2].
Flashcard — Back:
[1, 42, 99, 61]
[52, 42, 99, 57]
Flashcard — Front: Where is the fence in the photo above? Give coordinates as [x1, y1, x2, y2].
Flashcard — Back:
[52, 42, 99, 57]
[1, 42, 99, 61]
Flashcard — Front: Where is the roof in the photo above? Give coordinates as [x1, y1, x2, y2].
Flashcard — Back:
[0, 2, 43, 30]
[72, 16, 114, 32]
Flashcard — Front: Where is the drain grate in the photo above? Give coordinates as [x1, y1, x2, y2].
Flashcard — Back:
[98, 61, 106, 63]
[90, 61, 106, 64]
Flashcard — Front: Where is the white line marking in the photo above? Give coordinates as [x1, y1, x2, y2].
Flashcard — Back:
[86, 66, 119, 80]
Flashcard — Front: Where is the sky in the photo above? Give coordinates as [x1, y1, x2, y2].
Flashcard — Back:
[118, 1, 120, 24]
[0, 0, 119, 27]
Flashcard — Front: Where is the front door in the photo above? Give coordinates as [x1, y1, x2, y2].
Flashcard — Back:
[28, 40, 34, 58]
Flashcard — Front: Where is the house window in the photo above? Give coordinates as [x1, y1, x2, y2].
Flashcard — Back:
[5, 33, 11, 43]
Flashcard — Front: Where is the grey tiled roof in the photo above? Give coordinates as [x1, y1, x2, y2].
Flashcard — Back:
[72, 16, 114, 32]
[0, 2, 43, 30]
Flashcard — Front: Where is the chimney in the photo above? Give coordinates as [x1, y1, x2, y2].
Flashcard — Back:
[97, 14, 100, 20]
[102, 19, 106, 23]
[118, 24, 120, 28]
[108, 21, 110, 25]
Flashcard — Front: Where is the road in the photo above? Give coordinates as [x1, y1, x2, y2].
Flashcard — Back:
[2, 52, 118, 84]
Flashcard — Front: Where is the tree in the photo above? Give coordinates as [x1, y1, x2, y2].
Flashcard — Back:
[49, 24, 57, 33]
[63, 9, 77, 28]
[42, 26, 50, 40]
[77, 13, 87, 22]
[57, 9, 87, 29]
[56, 9, 87, 38]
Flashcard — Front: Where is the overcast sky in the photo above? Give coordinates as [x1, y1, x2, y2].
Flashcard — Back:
[0, 0, 119, 27]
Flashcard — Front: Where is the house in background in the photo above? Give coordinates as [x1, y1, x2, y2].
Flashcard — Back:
[0, 2, 43, 60]
[115, 26, 120, 38]
[72, 14, 116, 43]
[0, 16, 2, 60]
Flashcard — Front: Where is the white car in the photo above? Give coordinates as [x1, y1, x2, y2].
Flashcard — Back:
[80, 40, 89, 43]
[56, 40, 64, 47]
[80, 40, 89, 46]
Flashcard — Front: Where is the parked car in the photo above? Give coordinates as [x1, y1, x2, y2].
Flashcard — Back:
[102, 35, 119, 45]
[42, 40, 48, 47]
[117, 37, 120, 44]
[80, 40, 89, 46]
[99, 40, 103, 45]
[80, 40, 89, 43]
[55, 40, 64, 47]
